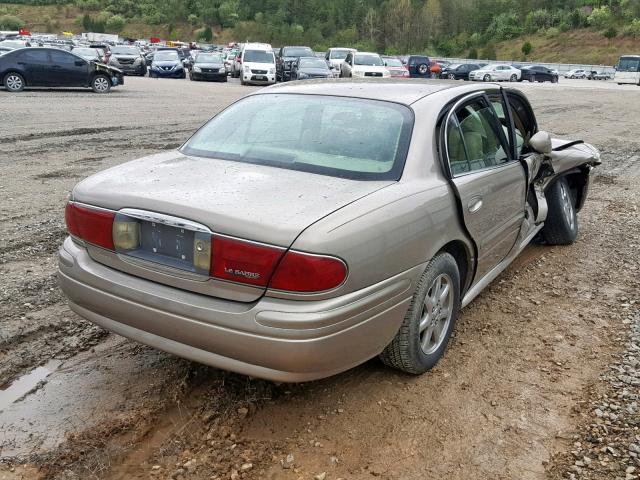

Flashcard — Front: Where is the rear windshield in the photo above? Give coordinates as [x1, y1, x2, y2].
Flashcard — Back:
[196, 53, 223, 63]
[244, 50, 274, 63]
[299, 57, 328, 69]
[355, 54, 383, 66]
[384, 58, 403, 67]
[181, 94, 413, 180]
[283, 47, 313, 57]
[329, 49, 351, 60]
[111, 46, 139, 55]
[618, 57, 640, 72]
[154, 51, 178, 61]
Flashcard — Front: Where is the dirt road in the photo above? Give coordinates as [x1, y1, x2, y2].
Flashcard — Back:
[1, 78, 639, 480]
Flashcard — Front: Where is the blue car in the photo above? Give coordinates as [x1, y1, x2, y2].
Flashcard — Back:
[149, 50, 186, 79]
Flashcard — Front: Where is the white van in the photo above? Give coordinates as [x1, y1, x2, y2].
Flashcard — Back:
[614, 55, 640, 86]
[239, 43, 276, 86]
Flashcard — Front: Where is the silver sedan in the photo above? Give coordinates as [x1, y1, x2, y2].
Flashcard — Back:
[58, 80, 600, 382]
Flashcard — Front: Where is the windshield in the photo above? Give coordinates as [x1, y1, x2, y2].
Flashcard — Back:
[244, 50, 274, 63]
[384, 58, 403, 67]
[154, 51, 179, 61]
[618, 57, 640, 72]
[196, 53, 223, 63]
[283, 47, 314, 57]
[355, 54, 383, 66]
[181, 94, 413, 180]
[329, 49, 352, 60]
[73, 48, 99, 58]
[299, 57, 328, 69]
[111, 46, 139, 55]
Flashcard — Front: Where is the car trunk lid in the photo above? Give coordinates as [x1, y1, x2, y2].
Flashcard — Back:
[71, 151, 393, 301]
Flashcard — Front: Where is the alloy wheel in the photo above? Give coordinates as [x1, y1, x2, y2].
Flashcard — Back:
[6, 74, 23, 91]
[418, 273, 454, 355]
[93, 77, 110, 92]
[560, 181, 576, 231]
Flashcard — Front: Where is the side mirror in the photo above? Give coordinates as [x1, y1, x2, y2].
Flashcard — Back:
[530, 131, 552, 155]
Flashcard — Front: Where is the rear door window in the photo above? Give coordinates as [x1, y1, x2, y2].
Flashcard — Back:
[446, 97, 510, 176]
[21, 50, 48, 63]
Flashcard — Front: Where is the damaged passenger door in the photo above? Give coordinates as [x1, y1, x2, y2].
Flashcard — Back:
[443, 92, 527, 281]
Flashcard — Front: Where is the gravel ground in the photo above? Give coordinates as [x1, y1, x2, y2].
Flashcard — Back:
[0, 77, 639, 480]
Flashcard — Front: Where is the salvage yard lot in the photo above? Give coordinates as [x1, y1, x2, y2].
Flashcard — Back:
[1, 77, 639, 480]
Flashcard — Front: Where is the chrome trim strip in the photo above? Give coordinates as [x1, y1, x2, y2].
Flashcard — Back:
[118, 208, 212, 233]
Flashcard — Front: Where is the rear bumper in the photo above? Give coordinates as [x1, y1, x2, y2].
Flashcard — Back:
[58, 237, 415, 382]
[242, 73, 275, 85]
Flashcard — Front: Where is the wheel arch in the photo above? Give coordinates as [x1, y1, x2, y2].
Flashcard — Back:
[438, 239, 474, 297]
[2, 69, 28, 86]
[547, 167, 591, 212]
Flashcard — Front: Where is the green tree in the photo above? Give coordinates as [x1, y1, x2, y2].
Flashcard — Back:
[468, 47, 478, 59]
[603, 26, 618, 40]
[218, 0, 239, 28]
[588, 6, 614, 28]
[0, 14, 25, 30]
[480, 44, 497, 60]
[105, 14, 125, 32]
[202, 25, 213, 41]
[521, 41, 532, 57]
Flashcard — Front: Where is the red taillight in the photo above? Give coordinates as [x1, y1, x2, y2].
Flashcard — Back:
[269, 251, 347, 293]
[65, 203, 115, 250]
[210, 235, 284, 287]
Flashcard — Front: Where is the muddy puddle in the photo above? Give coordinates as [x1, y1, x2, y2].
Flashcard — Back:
[0, 360, 62, 412]
[0, 335, 184, 461]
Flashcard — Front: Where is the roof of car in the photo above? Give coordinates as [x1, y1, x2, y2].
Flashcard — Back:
[261, 79, 477, 105]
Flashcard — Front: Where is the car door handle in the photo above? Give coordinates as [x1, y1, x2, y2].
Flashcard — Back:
[468, 197, 483, 213]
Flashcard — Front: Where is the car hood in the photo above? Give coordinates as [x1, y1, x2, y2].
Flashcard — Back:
[153, 60, 180, 67]
[71, 150, 394, 247]
[353, 65, 387, 72]
[95, 63, 121, 74]
[195, 62, 223, 68]
[298, 67, 330, 75]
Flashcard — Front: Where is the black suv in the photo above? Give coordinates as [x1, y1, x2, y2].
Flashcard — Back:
[406, 55, 431, 78]
[1, 47, 123, 93]
[276, 46, 314, 82]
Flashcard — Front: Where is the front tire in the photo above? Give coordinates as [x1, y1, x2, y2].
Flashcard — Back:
[529, 75, 535, 83]
[542, 177, 578, 245]
[4, 72, 25, 92]
[380, 253, 460, 374]
[483, 74, 491, 82]
[91, 74, 111, 93]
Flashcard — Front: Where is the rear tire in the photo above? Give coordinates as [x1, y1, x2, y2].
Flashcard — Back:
[510, 74, 518, 82]
[91, 74, 111, 93]
[542, 177, 578, 245]
[380, 253, 460, 375]
[529, 75, 535, 83]
[3, 72, 25, 92]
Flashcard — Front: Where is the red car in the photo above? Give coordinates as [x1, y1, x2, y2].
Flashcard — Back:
[382, 56, 409, 78]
